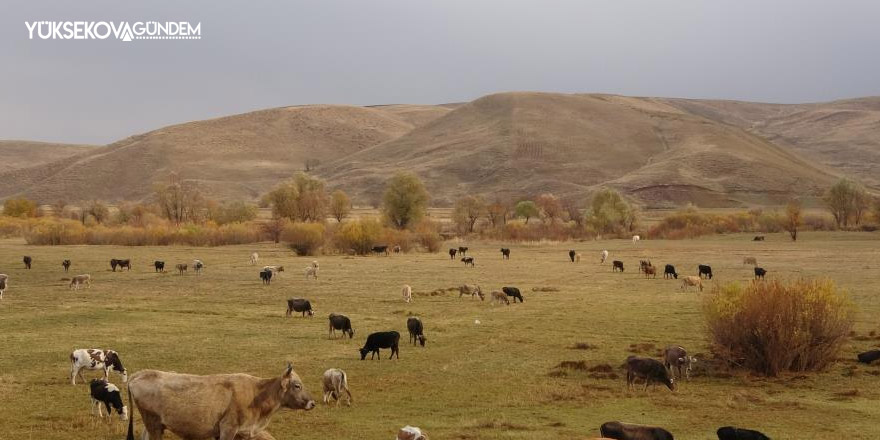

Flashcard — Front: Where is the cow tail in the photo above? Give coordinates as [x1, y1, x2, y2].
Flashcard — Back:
[126, 384, 134, 440]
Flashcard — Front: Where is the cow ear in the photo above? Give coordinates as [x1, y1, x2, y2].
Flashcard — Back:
[283, 362, 293, 378]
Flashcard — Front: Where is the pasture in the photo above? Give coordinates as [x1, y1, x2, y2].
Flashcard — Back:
[1, 232, 879, 440]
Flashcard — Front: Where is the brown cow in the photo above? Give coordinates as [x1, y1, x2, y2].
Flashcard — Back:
[126, 364, 315, 440]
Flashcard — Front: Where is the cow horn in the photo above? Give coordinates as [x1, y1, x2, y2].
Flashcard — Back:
[285, 362, 293, 375]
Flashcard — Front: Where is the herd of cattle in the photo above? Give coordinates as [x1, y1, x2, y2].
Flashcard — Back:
[1, 237, 820, 440]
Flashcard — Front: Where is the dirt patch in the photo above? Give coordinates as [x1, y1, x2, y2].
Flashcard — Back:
[550, 361, 619, 380]
[569, 342, 598, 350]
[555, 360, 589, 371]
[628, 342, 658, 355]
[415, 287, 458, 297]
[470, 420, 533, 431]
[532, 286, 559, 292]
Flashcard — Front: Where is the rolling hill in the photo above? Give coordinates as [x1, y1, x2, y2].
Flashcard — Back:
[2, 92, 873, 207]
[0, 141, 95, 174]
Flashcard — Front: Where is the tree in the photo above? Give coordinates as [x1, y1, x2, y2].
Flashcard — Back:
[587, 188, 633, 234]
[562, 198, 585, 228]
[852, 186, 870, 226]
[452, 195, 486, 233]
[329, 190, 352, 223]
[267, 180, 299, 220]
[265, 173, 328, 222]
[52, 200, 67, 217]
[154, 176, 205, 225]
[783, 199, 803, 241]
[262, 218, 288, 244]
[208, 200, 258, 225]
[382, 172, 429, 229]
[824, 179, 856, 229]
[515, 200, 539, 224]
[2, 198, 37, 218]
[536, 193, 562, 224]
[486, 199, 511, 228]
[87, 200, 110, 224]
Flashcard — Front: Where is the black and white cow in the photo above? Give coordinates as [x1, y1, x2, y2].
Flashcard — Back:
[448, 248, 457, 260]
[360, 331, 400, 360]
[70, 349, 127, 385]
[502, 286, 524, 303]
[461, 256, 475, 267]
[568, 250, 577, 262]
[62, 259, 72, 272]
[613, 260, 625, 272]
[500, 248, 511, 260]
[89, 378, 128, 420]
[153, 261, 165, 273]
[260, 269, 273, 285]
[193, 259, 204, 274]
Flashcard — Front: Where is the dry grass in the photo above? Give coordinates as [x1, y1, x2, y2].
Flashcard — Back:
[1, 231, 879, 439]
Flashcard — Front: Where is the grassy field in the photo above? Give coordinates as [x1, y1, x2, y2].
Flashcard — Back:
[1, 232, 879, 440]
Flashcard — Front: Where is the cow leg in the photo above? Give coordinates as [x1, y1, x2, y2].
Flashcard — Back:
[71, 366, 79, 385]
[141, 411, 164, 440]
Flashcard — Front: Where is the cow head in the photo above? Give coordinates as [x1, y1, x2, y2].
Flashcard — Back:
[359, 348, 369, 360]
[665, 376, 676, 391]
[105, 351, 127, 382]
[346, 328, 354, 339]
[280, 363, 315, 411]
[417, 335, 426, 347]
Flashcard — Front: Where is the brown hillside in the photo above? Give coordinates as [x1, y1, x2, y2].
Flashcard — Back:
[0, 105, 426, 202]
[319, 92, 839, 207]
[0, 141, 95, 174]
[663, 97, 880, 187]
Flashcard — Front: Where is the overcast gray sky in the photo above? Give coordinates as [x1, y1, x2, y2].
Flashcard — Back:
[2, 0, 879, 145]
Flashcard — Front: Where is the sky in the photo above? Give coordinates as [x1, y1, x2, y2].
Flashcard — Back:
[2, 0, 879, 145]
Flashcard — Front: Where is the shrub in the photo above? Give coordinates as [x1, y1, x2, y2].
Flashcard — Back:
[3, 198, 38, 218]
[704, 278, 855, 376]
[282, 222, 326, 256]
[331, 218, 384, 255]
[412, 219, 442, 252]
[0, 217, 30, 238]
[22, 218, 263, 246]
[382, 172, 429, 229]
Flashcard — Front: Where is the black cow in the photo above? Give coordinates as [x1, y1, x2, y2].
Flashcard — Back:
[461, 257, 475, 267]
[372, 245, 389, 256]
[754, 267, 767, 280]
[568, 250, 576, 262]
[329, 313, 354, 339]
[110, 259, 131, 272]
[502, 286, 523, 303]
[89, 378, 128, 420]
[260, 269, 273, 285]
[600, 421, 674, 440]
[62, 260, 71, 273]
[698, 264, 713, 279]
[753, 235, 765, 241]
[664, 264, 678, 279]
[407, 317, 426, 346]
[717, 426, 770, 440]
[393, 245, 401, 254]
[612, 260, 624, 272]
[500, 248, 510, 260]
[857, 350, 880, 364]
[359, 331, 400, 360]
[458, 246, 468, 256]
[625, 355, 675, 391]
[286, 298, 314, 317]
[23, 256, 32, 269]
[153, 261, 165, 273]
[448, 248, 458, 259]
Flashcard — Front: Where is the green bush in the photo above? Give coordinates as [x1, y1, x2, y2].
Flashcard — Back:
[282, 222, 326, 256]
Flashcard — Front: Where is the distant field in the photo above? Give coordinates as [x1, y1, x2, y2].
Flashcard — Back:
[1, 232, 879, 439]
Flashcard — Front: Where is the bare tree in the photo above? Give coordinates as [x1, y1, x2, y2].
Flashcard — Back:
[453, 195, 486, 233]
[486, 199, 511, 228]
[330, 190, 352, 223]
[536, 193, 562, 224]
[784, 199, 802, 241]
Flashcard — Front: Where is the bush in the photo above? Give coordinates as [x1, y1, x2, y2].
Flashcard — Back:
[331, 218, 384, 255]
[3, 198, 38, 218]
[412, 219, 442, 252]
[704, 278, 855, 376]
[282, 222, 326, 256]
[22, 218, 263, 246]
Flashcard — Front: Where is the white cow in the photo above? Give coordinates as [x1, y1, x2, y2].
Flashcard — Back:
[402, 284, 412, 303]
[0, 274, 7, 299]
[632, 235, 641, 244]
[194, 259, 204, 275]
[70, 349, 128, 385]
[305, 265, 319, 280]
[250, 252, 259, 265]
[322, 368, 352, 406]
[600, 250, 609, 264]
[69, 274, 91, 291]
[397, 426, 428, 440]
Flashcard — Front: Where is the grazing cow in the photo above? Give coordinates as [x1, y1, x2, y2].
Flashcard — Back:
[250, 252, 259, 265]
[644, 265, 657, 278]
[449, 248, 458, 259]
[310, 260, 319, 269]
[154, 261, 165, 273]
[698, 264, 713, 279]
[176, 263, 188, 274]
[69, 274, 91, 291]
[402, 284, 413, 303]
[639, 260, 652, 273]
[407, 317, 426, 346]
[305, 265, 319, 280]
[857, 350, 880, 364]
[601, 250, 609, 264]
[286, 298, 314, 317]
[663, 345, 696, 380]
[575, 253, 581, 262]
[681, 276, 703, 292]
[260, 269, 273, 285]
[459, 284, 484, 300]
[625, 356, 675, 391]
[322, 368, 352, 406]
[754, 267, 767, 280]
[500, 248, 511, 259]
[569, 250, 577, 262]
[502, 286, 524, 303]
[372, 245, 390, 256]
[743, 257, 757, 266]
[328, 313, 354, 339]
[397, 426, 428, 440]
[193, 259, 204, 274]
[110, 259, 131, 272]
[126, 364, 315, 440]
[458, 246, 468, 256]
[461, 256, 475, 267]
[263, 265, 284, 275]
[359, 331, 400, 360]
[393, 245, 401, 254]
[23, 255, 32, 269]
[490, 290, 509, 305]
[62, 259, 71, 272]
[753, 235, 765, 241]
[89, 378, 128, 420]
[600, 421, 674, 440]
[612, 260, 624, 272]
[717, 426, 770, 440]
[664, 264, 678, 279]
[70, 349, 127, 385]
[632, 235, 641, 244]
[0, 274, 7, 300]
